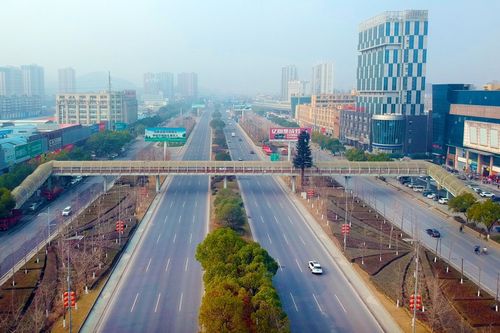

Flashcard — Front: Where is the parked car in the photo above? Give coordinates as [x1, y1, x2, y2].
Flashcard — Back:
[422, 190, 433, 197]
[438, 197, 448, 205]
[308, 260, 323, 274]
[413, 185, 425, 192]
[480, 191, 495, 198]
[249, 150, 255, 154]
[472, 187, 482, 193]
[426, 193, 437, 199]
[28, 202, 41, 211]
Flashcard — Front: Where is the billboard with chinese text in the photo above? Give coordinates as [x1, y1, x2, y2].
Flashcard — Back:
[269, 127, 312, 141]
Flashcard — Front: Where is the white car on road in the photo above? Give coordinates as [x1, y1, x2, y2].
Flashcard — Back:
[308, 260, 323, 274]
[438, 197, 448, 205]
[480, 191, 495, 198]
[62, 206, 72, 216]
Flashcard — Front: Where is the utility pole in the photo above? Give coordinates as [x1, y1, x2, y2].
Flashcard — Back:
[412, 241, 420, 333]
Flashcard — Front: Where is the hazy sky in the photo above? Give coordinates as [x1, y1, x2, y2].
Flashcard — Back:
[1, 0, 499, 95]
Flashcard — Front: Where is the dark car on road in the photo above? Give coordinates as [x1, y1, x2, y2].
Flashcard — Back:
[425, 228, 441, 238]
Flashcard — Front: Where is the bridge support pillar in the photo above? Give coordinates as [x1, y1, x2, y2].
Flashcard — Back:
[103, 177, 107, 192]
[223, 176, 228, 189]
[287, 141, 292, 162]
[291, 176, 296, 193]
[156, 175, 161, 193]
[426, 177, 431, 190]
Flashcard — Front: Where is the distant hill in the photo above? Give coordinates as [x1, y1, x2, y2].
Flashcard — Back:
[76, 72, 138, 92]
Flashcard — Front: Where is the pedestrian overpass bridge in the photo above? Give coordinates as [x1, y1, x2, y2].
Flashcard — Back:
[12, 159, 476, 208]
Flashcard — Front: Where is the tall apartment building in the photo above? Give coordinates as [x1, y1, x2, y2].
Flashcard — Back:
[21, 64, 45, 96]
[281, 65, 298, 101]
[56, 91, 138, 125]
[311, 63, 334, 95]
[0, 66, 23, 96]
[177, 72, 198, 98]
[355, 10, 428, 153]
[287, 80, 308, 100]
[143, 72, 174, 98]
[58, 67, 76, 93]
[0, 95, 42, 119]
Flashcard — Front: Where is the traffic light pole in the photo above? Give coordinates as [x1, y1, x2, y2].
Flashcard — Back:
[67, 240, 72, 333]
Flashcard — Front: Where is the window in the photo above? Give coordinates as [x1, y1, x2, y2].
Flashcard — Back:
[480, 128, 487, 145]
[470, 126, 477, 144]
[491, 129, 499, 148]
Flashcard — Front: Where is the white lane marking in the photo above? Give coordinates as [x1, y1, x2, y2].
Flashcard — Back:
[130, 293, 139, 312]
[182, 201, 186, 207]
[335, 294, 347, 313]
[164, 215, 168, 224]
[260, 216, 264, 224]
[195, 200, 198, 208]
[290, 292, 299, 312]
[283, 234, 290, 245]
[154, 293, 161, 313]
[273, 215, 279, 224]
[189, 233, 193, 244]
[170, 202, 173, 208]
[279, 201, 284, 208]
[313, 294, 324, 313]
[267, 233, 273, 244]
[178, 216, 181, 224]
[277, 258, 283, 272]
[146, 258, 152, 272]
[156, 234, 161, 244]
[267, 201, 271, 209]
[295, 258, 303, 272]
[178, 292, 183, 312]
[299, 235, 306, 245]
[165, 258, 171, 272]
[254, 199, 258, 206]
[173, 233, 177, 243]
[184, 257, 189, 271]
[192, 215, 196, 224]
[287, 216, 294, 225]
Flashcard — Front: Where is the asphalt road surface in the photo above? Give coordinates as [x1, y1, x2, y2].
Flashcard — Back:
[312, 146, 500, 296]
[95, 110, 211, 332]
[224, 119, 383, 333]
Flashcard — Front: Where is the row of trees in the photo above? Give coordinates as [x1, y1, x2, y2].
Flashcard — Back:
[267, 114, 299, 128]
[196, 228, 290, 332]
[86, 130, 133, 158]
[311, 131, 345, 155]
[214, 189, 246, 230]
[345, 148, 392, 162]
[448, 192, 500, 234]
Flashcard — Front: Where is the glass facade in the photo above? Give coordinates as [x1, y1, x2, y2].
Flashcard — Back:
[371, 114, 405, 152]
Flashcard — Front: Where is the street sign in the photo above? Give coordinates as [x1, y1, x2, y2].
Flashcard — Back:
[145, 127, 187, 143]
[341, 224, 350, 235]
[306, 189, 315, 198]
[269, 127, 312, 141]
[270, 153, 280, 161]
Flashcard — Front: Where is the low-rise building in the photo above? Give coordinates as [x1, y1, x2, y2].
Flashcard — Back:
[432, 84, 500, 177]
[296, 94, 355, 138]
[56, 90, 138, 126]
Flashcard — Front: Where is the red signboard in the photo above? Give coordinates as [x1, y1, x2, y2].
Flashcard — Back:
[269, 127, 312, 141]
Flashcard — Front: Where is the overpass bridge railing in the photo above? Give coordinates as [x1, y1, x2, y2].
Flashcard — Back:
[12, 159, 478, 208]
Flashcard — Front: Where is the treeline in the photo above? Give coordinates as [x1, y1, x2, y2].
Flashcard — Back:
[345, 148, 392, 161]
[214, 189, 245, 231]
[210, 111, 231, 161]
[311, 131, 345, 155]
[267, 114, 299, 128]
[196, 228, 290, 333]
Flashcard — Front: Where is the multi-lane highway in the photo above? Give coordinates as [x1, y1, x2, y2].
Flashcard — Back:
[224, 118, 385, 332]
[311, 146, 500, 296]
[91, 110, 211, 332]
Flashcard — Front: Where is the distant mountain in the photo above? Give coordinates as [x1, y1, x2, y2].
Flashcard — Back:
[76, 72, 138, 92]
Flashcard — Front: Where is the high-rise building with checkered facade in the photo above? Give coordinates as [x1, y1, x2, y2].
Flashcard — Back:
[355, 10, 428, 153]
